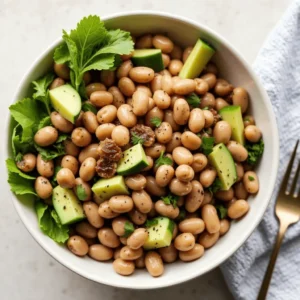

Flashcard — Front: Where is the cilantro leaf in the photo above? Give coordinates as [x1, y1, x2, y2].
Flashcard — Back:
[161, 193, 179, 208]
[208, 178, 222, 194]
[35, 201, 69, 243]
[82, 102, 97, 114]
[145, 219, 158, 228]
[150, 117, 162, 128]
[123, 221, 135, 237]
[131, 132, 145, 145]
[186, 93, 201, 108]
[15, 153, 23, 163]
[76, 185, 87, 201]
[245, 139, 264, 165]
[155, 151, 173, 168]
[201, 137, 215, 155]
[32, 73, 55, 114]
[248, 176, 255, 181]
[215, 204, 228, 219]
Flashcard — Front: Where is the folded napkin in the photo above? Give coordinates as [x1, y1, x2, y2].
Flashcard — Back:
[220, 1, 300, 299]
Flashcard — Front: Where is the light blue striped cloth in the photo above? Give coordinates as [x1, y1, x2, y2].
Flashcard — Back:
[221, 1, 300, 299]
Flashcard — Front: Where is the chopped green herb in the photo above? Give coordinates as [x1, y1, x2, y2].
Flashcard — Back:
[82, 102, 97, 114]
[123, 221, 135, 237]
[155, 151, 173, 168]
[56, 134, 69, 144]
[245, 139, 264, 165]
[186, 93, 201, 108]
[202, 106, 209, 110]
[243, 117, 250, 122]
[161, 193, 179, 208]
[75, 184, 87, 200]
[131, 132, 145, 145]
[215, 204, 228, 219]
[37, 116, 52, 131]
[50, 166, 62, 187]
[34, 141, 65, 161]
[208, 178, 222, 194]
[248, 176, 255, 181]
[176, 209, 186, 222]
[150, 117, 162, 128]
[201, 136, 215, 155]
[145, 219, 159, 228]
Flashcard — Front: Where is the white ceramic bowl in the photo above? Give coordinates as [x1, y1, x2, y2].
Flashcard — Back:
[5, 11, 279, 289]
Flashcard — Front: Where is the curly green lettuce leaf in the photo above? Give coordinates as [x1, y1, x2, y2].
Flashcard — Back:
[34, 142, 65, 161]
[6, 158, 36, 196]
[35, 201, 69, 243]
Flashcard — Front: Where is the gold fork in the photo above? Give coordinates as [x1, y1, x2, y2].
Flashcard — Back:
[258, 140, 300, 300]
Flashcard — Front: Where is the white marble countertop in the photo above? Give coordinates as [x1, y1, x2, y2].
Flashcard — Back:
[0, 0, 291, 299]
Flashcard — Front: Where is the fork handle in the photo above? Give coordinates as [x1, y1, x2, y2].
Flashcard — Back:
[257, 222, 289, 300]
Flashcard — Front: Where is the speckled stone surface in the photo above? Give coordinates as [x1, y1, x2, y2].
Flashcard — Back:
[0, 0, 290, 299]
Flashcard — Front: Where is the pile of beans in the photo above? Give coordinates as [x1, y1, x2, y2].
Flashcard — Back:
[17, 33, 262, 277]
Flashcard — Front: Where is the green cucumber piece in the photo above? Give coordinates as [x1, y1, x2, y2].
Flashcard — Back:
[208, 143, 237, 190]
[49, 84, 81, 124]
[144, 217, 175, 250]
[52, 186, 85, 225]
[219, 105, 245, 145]
[132, 49, 164, 72]
[92, 175, 129, 202]
[117, 144, 149, 176]
[179, 39, 215, 79]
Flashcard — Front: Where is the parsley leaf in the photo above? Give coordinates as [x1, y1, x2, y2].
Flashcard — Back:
[208, 178, 222, 194]
[35, 201, 69, 243]
[186, 93, 201, 108]
[123, 221, 135, 237]
[245, 139, 264, 165]
[145, 219, 158, 228]
[56, 134, 69, 143]
[215, 204, 228, 219]
[155, 151, 173, 168]
[201, 137, 215, 155]
[248, 176, 255, 181]
[54, 16, 134, 92]
[82, 102, 97, 114]
[161, 193, 179, 208]
[76, 185, 87, 201]
[32, 73, 55, 114]
[150, 117, 162, 128]
[131, 132, 145, 145]
[15, 152, 23, 162]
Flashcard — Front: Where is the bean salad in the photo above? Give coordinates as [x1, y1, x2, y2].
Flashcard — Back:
[7, 15, 264, 278]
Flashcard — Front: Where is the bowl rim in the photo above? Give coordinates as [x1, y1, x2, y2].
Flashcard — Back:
[5, 10, 279, 289]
